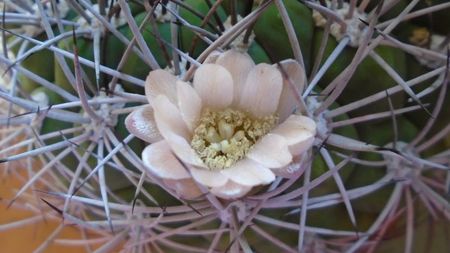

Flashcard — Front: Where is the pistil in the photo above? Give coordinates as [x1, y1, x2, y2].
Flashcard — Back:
[191, 108, 277, 170]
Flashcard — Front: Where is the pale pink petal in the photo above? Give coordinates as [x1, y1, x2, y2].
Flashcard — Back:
[204, 50, 221, 64]
[163, 178, 203, 200]
[210, 181, 252, 199]
[271, 115, 316, 156]
[145, 69, 177, 105]
[247, 133, 292, 168]
[176, 81, 202, 132]
[220, 158, 275, 186]
[153, 96, 205, 168]
[141, 141, 190, 180]
[153, 95, 190, 141]
[189, 166, 228, 188]
[193, 64, 233, 110]
[125, 105, 162, 143]
[276, 59, 306, 121]
[163, 131, 207, 168]
[239, 63, 283, 117]
[271, 154, 307, 178]
[216, 50, 255, 105]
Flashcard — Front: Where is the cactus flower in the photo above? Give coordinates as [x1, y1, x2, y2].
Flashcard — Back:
[126, 50, 316, 200]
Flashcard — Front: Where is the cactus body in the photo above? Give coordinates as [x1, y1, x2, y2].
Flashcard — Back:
[0, 1, 449, 252]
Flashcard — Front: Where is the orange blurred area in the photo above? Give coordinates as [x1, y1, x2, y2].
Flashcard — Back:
[0, 161, 116, 253]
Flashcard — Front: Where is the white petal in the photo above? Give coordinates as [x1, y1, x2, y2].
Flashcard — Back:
[125, 105, 162, 143]
[216, 50, 255, 105]
[164, 131, 207, 168]
[153, 96, 205, 168]
[142, 141, 190, 180]
[271, 154, 307, 178]
[220, 158, 275, 186]
[276, 59, 306, 121]
[145, 69, 178, 105]
[163, 178, 203, 200]
[204, 50, 221, 64]
[153, 95, 190, 140]
[271, 115, 316, 156]
[239, 63, 283, 117]
[210, 181, 252, 199]
[177, 81, 202, 132]
[247, 133, 292, 169]
[189, 166, 228, 188]
[193, 64, 233, 110]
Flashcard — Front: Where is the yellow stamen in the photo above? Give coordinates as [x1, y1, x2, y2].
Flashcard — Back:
[409, 27, 430, 47]
[191, 108, 277, 170]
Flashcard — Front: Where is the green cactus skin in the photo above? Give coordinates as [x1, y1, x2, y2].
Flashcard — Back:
[15, 35, 56, 94]
[345, 117, 418, 212]
[179, 0, 227, 57]
[312, 29, 407, 118]
[253, 0, 314, 69]
[411, 0, 450, 36]
[120, 16, 171, 91]
[54, 36, 95, 94]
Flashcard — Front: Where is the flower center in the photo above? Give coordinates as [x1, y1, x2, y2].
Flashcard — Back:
[409, 27, 430, 47]
[191, 108, 277, 171]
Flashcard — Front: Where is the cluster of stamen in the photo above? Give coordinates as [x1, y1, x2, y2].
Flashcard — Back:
[191, 108, 277, 171]
[409, 27, 430, 47]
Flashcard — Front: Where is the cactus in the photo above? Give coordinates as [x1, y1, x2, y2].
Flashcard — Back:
[1, 0, 449, 252]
